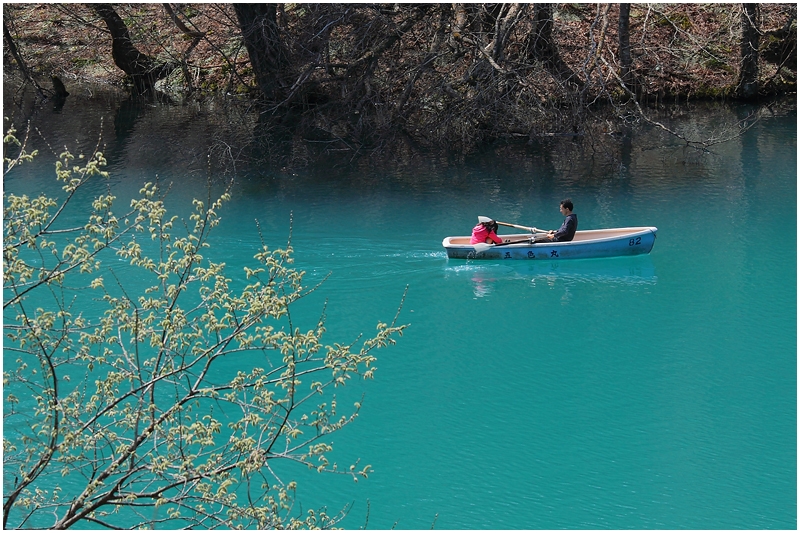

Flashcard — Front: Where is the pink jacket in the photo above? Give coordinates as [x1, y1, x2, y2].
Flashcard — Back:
[470, 224, 503, 245]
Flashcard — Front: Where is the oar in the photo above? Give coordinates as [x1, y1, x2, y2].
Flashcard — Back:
[480, 216, 541, 233]
[472, 239, 534, 253]
[497, 221, 539, 232]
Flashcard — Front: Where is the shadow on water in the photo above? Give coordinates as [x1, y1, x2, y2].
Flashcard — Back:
[3, 78, 255, 185]
[6, 76, 793, 185]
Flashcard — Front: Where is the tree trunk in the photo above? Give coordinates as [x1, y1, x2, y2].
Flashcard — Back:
[163, 3, 204, 93]
[92, 4, 174, 94]
[526, 4, 580, 86]
[3, 17, 48, 97]
[618, 3, 635, 92]
[487, 3, 526, 63]
[737, 3, 760, 99]
[762, 12, 796, 68]
[233, 3, 287, 102]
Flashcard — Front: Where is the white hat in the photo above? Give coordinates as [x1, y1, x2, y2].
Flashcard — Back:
[478, 216, 493, 223]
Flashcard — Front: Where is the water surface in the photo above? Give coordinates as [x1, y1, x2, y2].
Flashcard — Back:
[3, 92, 796, 529]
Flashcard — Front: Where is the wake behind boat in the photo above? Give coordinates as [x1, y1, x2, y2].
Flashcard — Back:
[443, 226, 658, 260]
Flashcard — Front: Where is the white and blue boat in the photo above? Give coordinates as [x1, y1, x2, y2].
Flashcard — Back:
[442, 226, 658, 260]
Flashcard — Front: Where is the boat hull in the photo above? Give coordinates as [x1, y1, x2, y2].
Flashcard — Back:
[442, 227, 658, 260]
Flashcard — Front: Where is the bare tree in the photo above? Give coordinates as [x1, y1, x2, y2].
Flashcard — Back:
[525, 4, 579, 85]
[618, 3, 635, 93]
[738, 3, 760, 99]
[3, 4, 795, 165]
[92, 3, 175, 94]
[233, 4, 287, 102]
[2, 8, 48, 98]
[762, 7, 797, 68]
[162, 3, 205, 94]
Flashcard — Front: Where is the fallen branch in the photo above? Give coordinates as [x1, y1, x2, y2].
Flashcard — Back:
[602, 54, 762, 149]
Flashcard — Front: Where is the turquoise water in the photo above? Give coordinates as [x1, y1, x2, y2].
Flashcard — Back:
[3, 102, 796, 529]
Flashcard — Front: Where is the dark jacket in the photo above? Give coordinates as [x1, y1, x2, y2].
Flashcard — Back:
[553, 213, 577, 242]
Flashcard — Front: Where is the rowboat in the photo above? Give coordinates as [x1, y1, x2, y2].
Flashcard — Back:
[442, 226, 658, 260]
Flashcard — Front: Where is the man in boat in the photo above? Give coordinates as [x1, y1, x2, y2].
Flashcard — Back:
[534, 199, 577, 242]
[471, 216, 503, 245]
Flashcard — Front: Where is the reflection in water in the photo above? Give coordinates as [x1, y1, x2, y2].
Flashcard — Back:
[523, 255, 657, 285]
[51, 94, 67, 113]
[470, 273, 494, 298]
[447, 255, 657, 299]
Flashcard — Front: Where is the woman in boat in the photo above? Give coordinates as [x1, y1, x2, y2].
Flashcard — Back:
[535, 199, 577, 242]
[470, 217, 503, 245]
